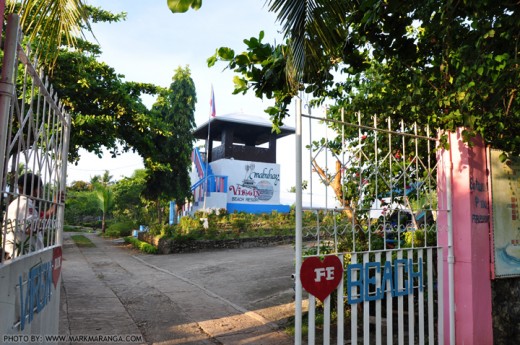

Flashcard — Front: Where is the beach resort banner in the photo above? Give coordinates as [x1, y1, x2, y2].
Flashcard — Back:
[490, 149, 520, 278]
[210, 159, 281, 205]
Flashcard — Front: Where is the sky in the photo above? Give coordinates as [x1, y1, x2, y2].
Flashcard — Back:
[66, 1, 338, 206]
[67, 0, 289, 183]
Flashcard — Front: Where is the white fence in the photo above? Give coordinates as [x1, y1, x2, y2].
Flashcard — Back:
[0, 14, 70, 338]
[293, 99, 452, 344]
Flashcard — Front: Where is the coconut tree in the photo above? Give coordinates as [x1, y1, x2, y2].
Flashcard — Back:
[93, 171, 114, 233]
[168, 0, 345, 88]
[4, 0, 91, 68]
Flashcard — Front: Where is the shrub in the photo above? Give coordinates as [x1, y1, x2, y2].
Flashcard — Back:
[161, 225, 176, 238]
[124, 236, 157, 254]
[179, 216, 203, 234]
[80, 220, 102, 229]
[161, 210, 300, 240]
[63, 225, 91, 232]
[228, 212, 251, 232]
[173, 229, 204, 242]
[104, 221, 135, 238]
[148, 223, 162, 236]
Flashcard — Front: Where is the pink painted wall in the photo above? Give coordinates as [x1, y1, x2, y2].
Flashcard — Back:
[437, 129, 493, 344]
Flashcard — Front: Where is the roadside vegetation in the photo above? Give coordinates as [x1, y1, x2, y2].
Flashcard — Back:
[124, 237, 158, 254]
[65, 173, 436, 256]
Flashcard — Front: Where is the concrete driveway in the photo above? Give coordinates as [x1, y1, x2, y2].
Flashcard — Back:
[59, 232, 296, 345]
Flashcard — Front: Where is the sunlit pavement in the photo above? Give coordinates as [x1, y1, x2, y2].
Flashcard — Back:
[59, 232, 295, 345]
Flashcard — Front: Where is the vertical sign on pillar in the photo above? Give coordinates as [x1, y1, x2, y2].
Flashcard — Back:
[489, 149, 520, 277]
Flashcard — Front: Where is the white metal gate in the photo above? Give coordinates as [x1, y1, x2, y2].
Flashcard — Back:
[294, 99, 453, 345]
[0, 14, 70, 337]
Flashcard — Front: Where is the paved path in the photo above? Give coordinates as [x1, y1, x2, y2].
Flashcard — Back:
[59, 232, 296, 345]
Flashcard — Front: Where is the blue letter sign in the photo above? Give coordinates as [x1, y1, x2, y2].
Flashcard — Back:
[347, 258, 423, 304]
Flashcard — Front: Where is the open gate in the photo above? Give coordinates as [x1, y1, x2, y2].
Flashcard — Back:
[293, 99, 454, 345]
[0, 14, 70, 338]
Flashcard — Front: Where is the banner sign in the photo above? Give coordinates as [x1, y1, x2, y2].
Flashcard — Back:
[211, 159, 281, 205]
[490, 149, 520, 278]
[299, 255, 424, 304]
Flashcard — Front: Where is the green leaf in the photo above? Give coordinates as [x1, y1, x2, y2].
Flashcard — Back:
[232, 76, 247, 92]
[217, 47, 235, 60]
[494, 54, 508, 62]
[483, 29, 495, 39]
[206, 55, 217, 67]
[167, 0, 202, 13]
[235, 54, 250, 66]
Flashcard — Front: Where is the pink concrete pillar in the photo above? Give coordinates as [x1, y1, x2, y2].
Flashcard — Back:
[437, 129, 493, 344]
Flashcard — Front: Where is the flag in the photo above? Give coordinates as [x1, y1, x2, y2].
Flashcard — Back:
[209, 84, 216, 117]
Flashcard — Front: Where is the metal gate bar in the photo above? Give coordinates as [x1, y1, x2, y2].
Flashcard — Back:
[0, 14, 70, 262]
[294, 98, 451, 345]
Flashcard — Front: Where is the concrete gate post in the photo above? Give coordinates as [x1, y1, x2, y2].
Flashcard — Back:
[437, 129, 493, 344]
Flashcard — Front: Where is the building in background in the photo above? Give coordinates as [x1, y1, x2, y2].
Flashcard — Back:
[188, 113, 295, 214]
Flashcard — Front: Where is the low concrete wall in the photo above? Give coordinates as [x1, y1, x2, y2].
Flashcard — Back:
[138, 232, 303, 254]
[0, 247, 62, 341]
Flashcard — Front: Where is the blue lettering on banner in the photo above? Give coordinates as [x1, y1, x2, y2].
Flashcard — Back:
[347, 258, 423, 304]
[19, 261, 53, 330]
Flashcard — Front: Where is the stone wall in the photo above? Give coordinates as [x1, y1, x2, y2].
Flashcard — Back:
[138, 232, 304, 254]
[492, 277, 520, 344]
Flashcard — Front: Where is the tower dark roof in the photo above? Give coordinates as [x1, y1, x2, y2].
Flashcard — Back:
[193, 113, 295, 145]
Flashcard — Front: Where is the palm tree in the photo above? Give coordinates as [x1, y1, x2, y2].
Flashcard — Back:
[4, 0, 91, 67]
[93, 171, 114, 233]
[263, 0, 347, 85]
[167, 0, 346, 86]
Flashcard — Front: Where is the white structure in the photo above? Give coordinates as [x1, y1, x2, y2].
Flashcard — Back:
[188, 113, 294, 214]
[0, 15, 69, 340]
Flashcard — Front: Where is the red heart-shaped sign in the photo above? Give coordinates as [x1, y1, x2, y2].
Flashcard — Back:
[300, 256, 344, 302]
[52, 246, 63, 288]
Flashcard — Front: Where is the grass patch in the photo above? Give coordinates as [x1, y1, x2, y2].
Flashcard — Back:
[70, 235, 96, 247]
[64, 225, 95, 233]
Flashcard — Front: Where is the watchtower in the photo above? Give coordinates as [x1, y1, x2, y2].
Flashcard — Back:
[189, 113, 295, 214]
[192, 113, 295, 163]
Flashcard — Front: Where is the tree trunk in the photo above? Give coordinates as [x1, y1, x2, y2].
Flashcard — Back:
[101, 212, 106, 233]
[312, 158, 364, 240]
[156, 198, 162, 224]
[312, 158, 356, 220]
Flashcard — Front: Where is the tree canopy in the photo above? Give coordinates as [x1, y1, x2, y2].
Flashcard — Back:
[208, 1, 520, 155]
[142, 66, 197, 220]
[51, 46, 159, 163]
[4, 3, 161, 163]
[7, 2, 198, 215]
